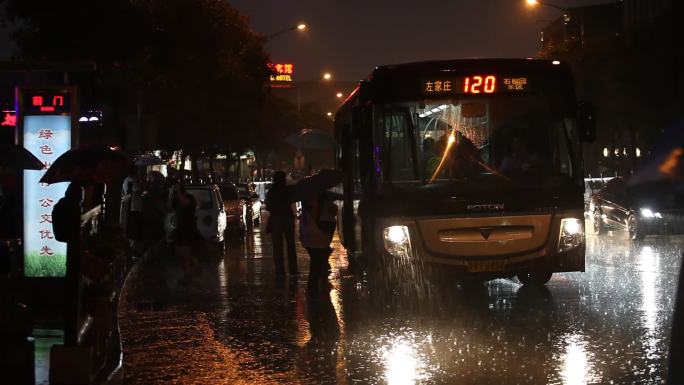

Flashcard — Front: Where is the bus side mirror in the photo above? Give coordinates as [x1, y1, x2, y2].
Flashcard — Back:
[577, 101, 596, 142]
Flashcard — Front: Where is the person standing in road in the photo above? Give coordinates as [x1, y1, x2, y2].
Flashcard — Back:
[265, 171, 297, 276]
[299, 191, 337, 292]
[171, 182, 200, 285]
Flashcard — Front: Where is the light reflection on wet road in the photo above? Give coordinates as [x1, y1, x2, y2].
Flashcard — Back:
[120, 219, 683, 384]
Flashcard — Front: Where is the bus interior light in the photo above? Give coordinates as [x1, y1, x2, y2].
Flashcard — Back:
[438, 105, 448, 110]
[430, 108, 441, 113]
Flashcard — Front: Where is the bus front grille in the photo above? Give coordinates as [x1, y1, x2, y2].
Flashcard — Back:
[417, 215, 551, 258]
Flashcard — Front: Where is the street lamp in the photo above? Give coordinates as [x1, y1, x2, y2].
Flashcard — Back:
[336, 92, 343, 98]
[322, 72, 332, 81]
[266, 23, 307, 40]
[525, 0, 566, 11]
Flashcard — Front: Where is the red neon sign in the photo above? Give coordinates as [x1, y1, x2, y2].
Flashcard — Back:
[269, 63, 294, 75]
[1, 111, 16, 127]
[268, 63, 295, 86]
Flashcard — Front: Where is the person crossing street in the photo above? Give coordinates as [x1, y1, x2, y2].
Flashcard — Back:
[265, 171, 297, 276]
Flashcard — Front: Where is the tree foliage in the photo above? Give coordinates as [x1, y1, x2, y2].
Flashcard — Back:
[1, 0, 271, 156]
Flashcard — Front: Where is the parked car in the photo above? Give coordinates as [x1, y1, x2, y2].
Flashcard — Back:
[164, 184, 226, 244]
[591, 177, 684, 240]
[584, 177, 612, 217]
[219, 183, 246, 237]
[237, 183, 261, 226]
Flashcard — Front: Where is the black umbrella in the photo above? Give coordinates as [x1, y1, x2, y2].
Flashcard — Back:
[284, 129, 336, 150]
[0, 143, 44, 170]
[40, 145, 132, 184]
[133, 154, 165, 166]
[290, 169, 344, 201]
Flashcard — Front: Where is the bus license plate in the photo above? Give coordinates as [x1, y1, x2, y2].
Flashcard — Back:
[467, 260, 506, 273]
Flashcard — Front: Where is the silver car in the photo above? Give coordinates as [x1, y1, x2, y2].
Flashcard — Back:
[237, 183, 262, 226]
[164, 184, 227, 244]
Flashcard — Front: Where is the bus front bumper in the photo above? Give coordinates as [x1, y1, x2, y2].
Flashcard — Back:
[376, 212, 586, 277]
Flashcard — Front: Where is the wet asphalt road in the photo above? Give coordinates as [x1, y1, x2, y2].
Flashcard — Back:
[120, 219, 683, 385]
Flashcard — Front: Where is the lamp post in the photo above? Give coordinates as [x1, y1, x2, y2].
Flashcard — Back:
[266, 23, 307, 40]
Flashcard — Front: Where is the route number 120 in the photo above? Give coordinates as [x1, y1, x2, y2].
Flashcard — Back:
[463, 75, 496, 94]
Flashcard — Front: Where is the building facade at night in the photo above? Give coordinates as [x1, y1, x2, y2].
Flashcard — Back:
[540, 0, 681, 177]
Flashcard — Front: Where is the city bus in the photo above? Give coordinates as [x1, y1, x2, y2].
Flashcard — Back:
[334, 59, 595, 286]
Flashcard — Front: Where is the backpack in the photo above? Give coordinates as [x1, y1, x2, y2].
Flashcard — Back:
[52, 198, 79, 243]
[316, 201, 337, 233]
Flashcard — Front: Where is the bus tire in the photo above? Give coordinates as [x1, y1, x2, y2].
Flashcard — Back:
[517, 271, 553, 286]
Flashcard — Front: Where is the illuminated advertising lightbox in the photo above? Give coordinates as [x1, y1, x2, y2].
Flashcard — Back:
[23, 115, 71, 277]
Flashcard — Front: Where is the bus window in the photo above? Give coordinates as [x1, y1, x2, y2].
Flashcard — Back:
[376, 96, 579, 185]
[381, 113, 416, 182]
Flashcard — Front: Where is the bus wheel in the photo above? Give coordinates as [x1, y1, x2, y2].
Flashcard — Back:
[517, 271, 553, 286]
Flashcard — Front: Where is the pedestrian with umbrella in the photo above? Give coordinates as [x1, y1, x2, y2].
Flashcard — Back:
[299, 190, 338, 292]
[38, 145, 131, 346]
[291, 169, 344, 291]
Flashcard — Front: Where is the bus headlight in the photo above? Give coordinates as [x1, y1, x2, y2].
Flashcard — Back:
[558, 218, 584, 252]
[383, 225, 412, 258]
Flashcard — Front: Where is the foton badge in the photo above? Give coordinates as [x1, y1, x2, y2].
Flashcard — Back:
[467, 203, 504, 212]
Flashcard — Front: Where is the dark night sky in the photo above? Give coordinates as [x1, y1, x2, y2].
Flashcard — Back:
[231, 0, 615, 81]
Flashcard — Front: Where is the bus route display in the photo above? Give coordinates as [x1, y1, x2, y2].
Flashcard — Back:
[422, 75, 529, 96]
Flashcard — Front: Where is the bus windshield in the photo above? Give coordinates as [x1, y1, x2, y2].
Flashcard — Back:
[376, 96, 579, 185]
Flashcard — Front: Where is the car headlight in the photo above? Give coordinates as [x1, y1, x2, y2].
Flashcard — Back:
[558, 218, 584, 252]
[640, 208, 662, 219]
[383, 225, 413, 258]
